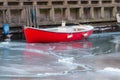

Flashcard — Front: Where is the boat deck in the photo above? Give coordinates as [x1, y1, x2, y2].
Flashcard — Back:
[40, 25, 93, 33]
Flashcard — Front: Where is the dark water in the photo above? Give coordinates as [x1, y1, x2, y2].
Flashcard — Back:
[1, 32, 120, 80]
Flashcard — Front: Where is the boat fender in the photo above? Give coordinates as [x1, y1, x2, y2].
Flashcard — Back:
[82, 33, 88, 37]
[3, 23, 9, 35]
[67, 34, 73, 39]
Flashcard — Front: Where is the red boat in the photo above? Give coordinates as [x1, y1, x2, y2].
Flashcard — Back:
[23, 24, 93, 43]
[23, 25, 93, 43]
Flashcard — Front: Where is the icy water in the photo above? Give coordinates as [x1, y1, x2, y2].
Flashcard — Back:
[1, 32, 120, 80]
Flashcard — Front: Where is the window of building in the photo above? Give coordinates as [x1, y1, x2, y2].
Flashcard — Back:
[70, 8, 79, 20]
[94, 7, 101, 19]
[0, 2, 3, 6]
[23, 2, 32, 5]
[39, 9, 50, 21]
[83, 7, 91, 19]
[115, 0, 120, 3]
[117, 7, 120, 12]
[91, 1, 99, 4]
[104, 7, 113, 18]
[8, 2, 19, 6]
[67, 1, 77, 5]
[37, 2, 48, 5]
[102, 0, 112, 4]
[52, 1, 63, 5]
[81, 1, 88, 4]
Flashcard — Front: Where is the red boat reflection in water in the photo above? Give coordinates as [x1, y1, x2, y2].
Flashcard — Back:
[0, 41, 93, 78]
[23, 41, 92, 58]
[22, 41, 92, 66]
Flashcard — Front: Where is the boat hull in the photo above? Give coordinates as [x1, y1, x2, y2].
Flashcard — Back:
[23, 27, 93, 43]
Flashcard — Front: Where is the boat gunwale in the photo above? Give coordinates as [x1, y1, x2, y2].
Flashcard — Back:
[24, 25, 94, 33]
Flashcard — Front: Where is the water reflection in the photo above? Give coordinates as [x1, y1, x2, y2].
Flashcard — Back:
[0, 40, 94, 78]
[91, 35, 120, 55]
[1, 33, 120, 80]
[111, 35, 120, 52]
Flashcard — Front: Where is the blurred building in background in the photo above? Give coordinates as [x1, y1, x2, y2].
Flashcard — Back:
[0, 0, 119, 27]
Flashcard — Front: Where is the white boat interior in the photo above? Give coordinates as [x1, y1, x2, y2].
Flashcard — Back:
[25, 25, 93, 33]
[40, 25, 94, 33]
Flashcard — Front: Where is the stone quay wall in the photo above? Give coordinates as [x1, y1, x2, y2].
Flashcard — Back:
[0, 0, 119, 27]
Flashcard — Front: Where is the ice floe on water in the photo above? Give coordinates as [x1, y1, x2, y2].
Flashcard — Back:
[1, 33, 120, 79]
[111, 35, 120, 44]
[98, 67, 120, 73]
[0, 41, 26, 49]
[97, 67, 120, 76]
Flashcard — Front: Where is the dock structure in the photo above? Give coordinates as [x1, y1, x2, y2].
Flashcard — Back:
[0, 0, 119, 27]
